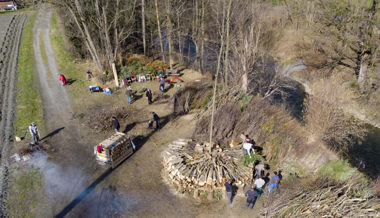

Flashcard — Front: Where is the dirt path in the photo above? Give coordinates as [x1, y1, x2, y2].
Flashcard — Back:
[0, 13, 27, 216]
[30, 6, 263, 218]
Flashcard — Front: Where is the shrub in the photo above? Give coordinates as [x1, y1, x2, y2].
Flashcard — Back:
[304, 82, 368, 152]
[121, 54, 167, 77]
[317, 160, 357, 183]
[242, 153, 264, 167]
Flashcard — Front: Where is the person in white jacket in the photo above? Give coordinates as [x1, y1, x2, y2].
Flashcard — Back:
[29, 122, 39, 145]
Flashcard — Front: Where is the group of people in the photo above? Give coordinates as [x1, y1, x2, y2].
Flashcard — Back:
[111, 111, 161, 134]
[224, 162, 281, 210]
[124, 77, 166, 105]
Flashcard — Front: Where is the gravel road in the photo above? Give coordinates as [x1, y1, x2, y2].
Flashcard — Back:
[0, 13, 27, 216]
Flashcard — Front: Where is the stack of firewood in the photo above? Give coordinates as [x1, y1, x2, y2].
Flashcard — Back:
[162, 138, 252, 193]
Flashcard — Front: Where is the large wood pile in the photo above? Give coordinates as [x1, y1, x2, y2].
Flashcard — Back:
[162, 138, 252, 195]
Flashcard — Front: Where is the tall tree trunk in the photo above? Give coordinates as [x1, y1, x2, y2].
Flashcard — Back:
[177, 12, 183, 63]
[241, 65, 248, 92]
[155, 0, 165, 62]
[101, 3, 119, 87]
[358, 57, 369, 90]
[166, 0, 173, 70]
[223, 0, 232, 87]
[142, 0, 146, 55]
[209, 0, 226, 148]
[72, 0, 103, 73]
[66, 5, 99, 72]
[200, 0, 205, 74]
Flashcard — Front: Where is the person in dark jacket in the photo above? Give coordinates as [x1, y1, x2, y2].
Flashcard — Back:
[224, 179, 233, 204]
[245, 186, 259, 209]
[112, 116, 120, 133]
[87, 70, 93, 81]
[152, 112, 160, 129]
[146, 88, 153, 104]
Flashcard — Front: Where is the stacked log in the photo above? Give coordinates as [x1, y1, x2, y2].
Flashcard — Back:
[162, 139, 252, 197]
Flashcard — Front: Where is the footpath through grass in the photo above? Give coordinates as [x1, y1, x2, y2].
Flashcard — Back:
[10, 10, 44, 218]
[14, 11, 44, 137]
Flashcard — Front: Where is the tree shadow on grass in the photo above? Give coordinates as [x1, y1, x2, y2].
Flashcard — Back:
[54, 113, 177, 218]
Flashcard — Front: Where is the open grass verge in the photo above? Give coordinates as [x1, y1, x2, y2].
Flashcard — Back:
[7, 166, 42, 218]
[14, 11, 44, 137]
[49, 11, 90, 101]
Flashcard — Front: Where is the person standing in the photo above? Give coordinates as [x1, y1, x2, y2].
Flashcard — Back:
[266, 171, 280, 194]
[59, 74, 67, 86]
[255, 162, 265, 179]
[254, 176, 266, 192]
[125, 86, 133, 104]
[159, 78, 165, 92]
[87, 70, 93, 81]
[29, 122, 39, 145]
[112, 116, 120, 133]
[242, 141, 254, 156]
[152, 112, 160, 129]
[146, 88, 153, 104]
[245, 186, 259, 209]
[224, 179, 233, 204]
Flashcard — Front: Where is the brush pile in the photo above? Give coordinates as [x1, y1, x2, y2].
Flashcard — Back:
[162, 138, 252, 197]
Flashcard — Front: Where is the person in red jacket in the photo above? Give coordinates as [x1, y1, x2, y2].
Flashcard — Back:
[59, 74, 67, 86]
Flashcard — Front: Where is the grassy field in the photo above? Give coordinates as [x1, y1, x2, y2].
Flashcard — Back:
[10, 10, 44, 217]
[49, 11, 99, 110]
[14, 11, 44, 137]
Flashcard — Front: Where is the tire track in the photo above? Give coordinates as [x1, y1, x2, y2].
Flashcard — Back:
[0, 14, 27, 216]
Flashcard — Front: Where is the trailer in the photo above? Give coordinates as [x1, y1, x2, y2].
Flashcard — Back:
[94, 132, 136, 168]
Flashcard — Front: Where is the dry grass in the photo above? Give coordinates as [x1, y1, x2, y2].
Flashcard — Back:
[305, 80, 368, 152]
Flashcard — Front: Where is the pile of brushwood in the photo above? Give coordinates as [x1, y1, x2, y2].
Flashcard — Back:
[261, 176, 380, 217]
[75, 106, 130, 132]
[162, 138, 252, 199]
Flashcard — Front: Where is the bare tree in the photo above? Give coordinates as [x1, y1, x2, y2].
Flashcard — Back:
[209, 0, 227, 147]
[142, 0, 146, 55]
[154, 0, 165, 62]
[57, 0, 104, 73]
[309, 0, 380, 90]
[229, 2, 262, 93]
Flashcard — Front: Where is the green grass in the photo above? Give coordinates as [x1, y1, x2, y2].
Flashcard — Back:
[7, 167, 42, 218]
[49, 11, 89, 104]
[15, 11, 44, 137]
[241, 153, 264, 167]
[317, 160, 357, 183]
